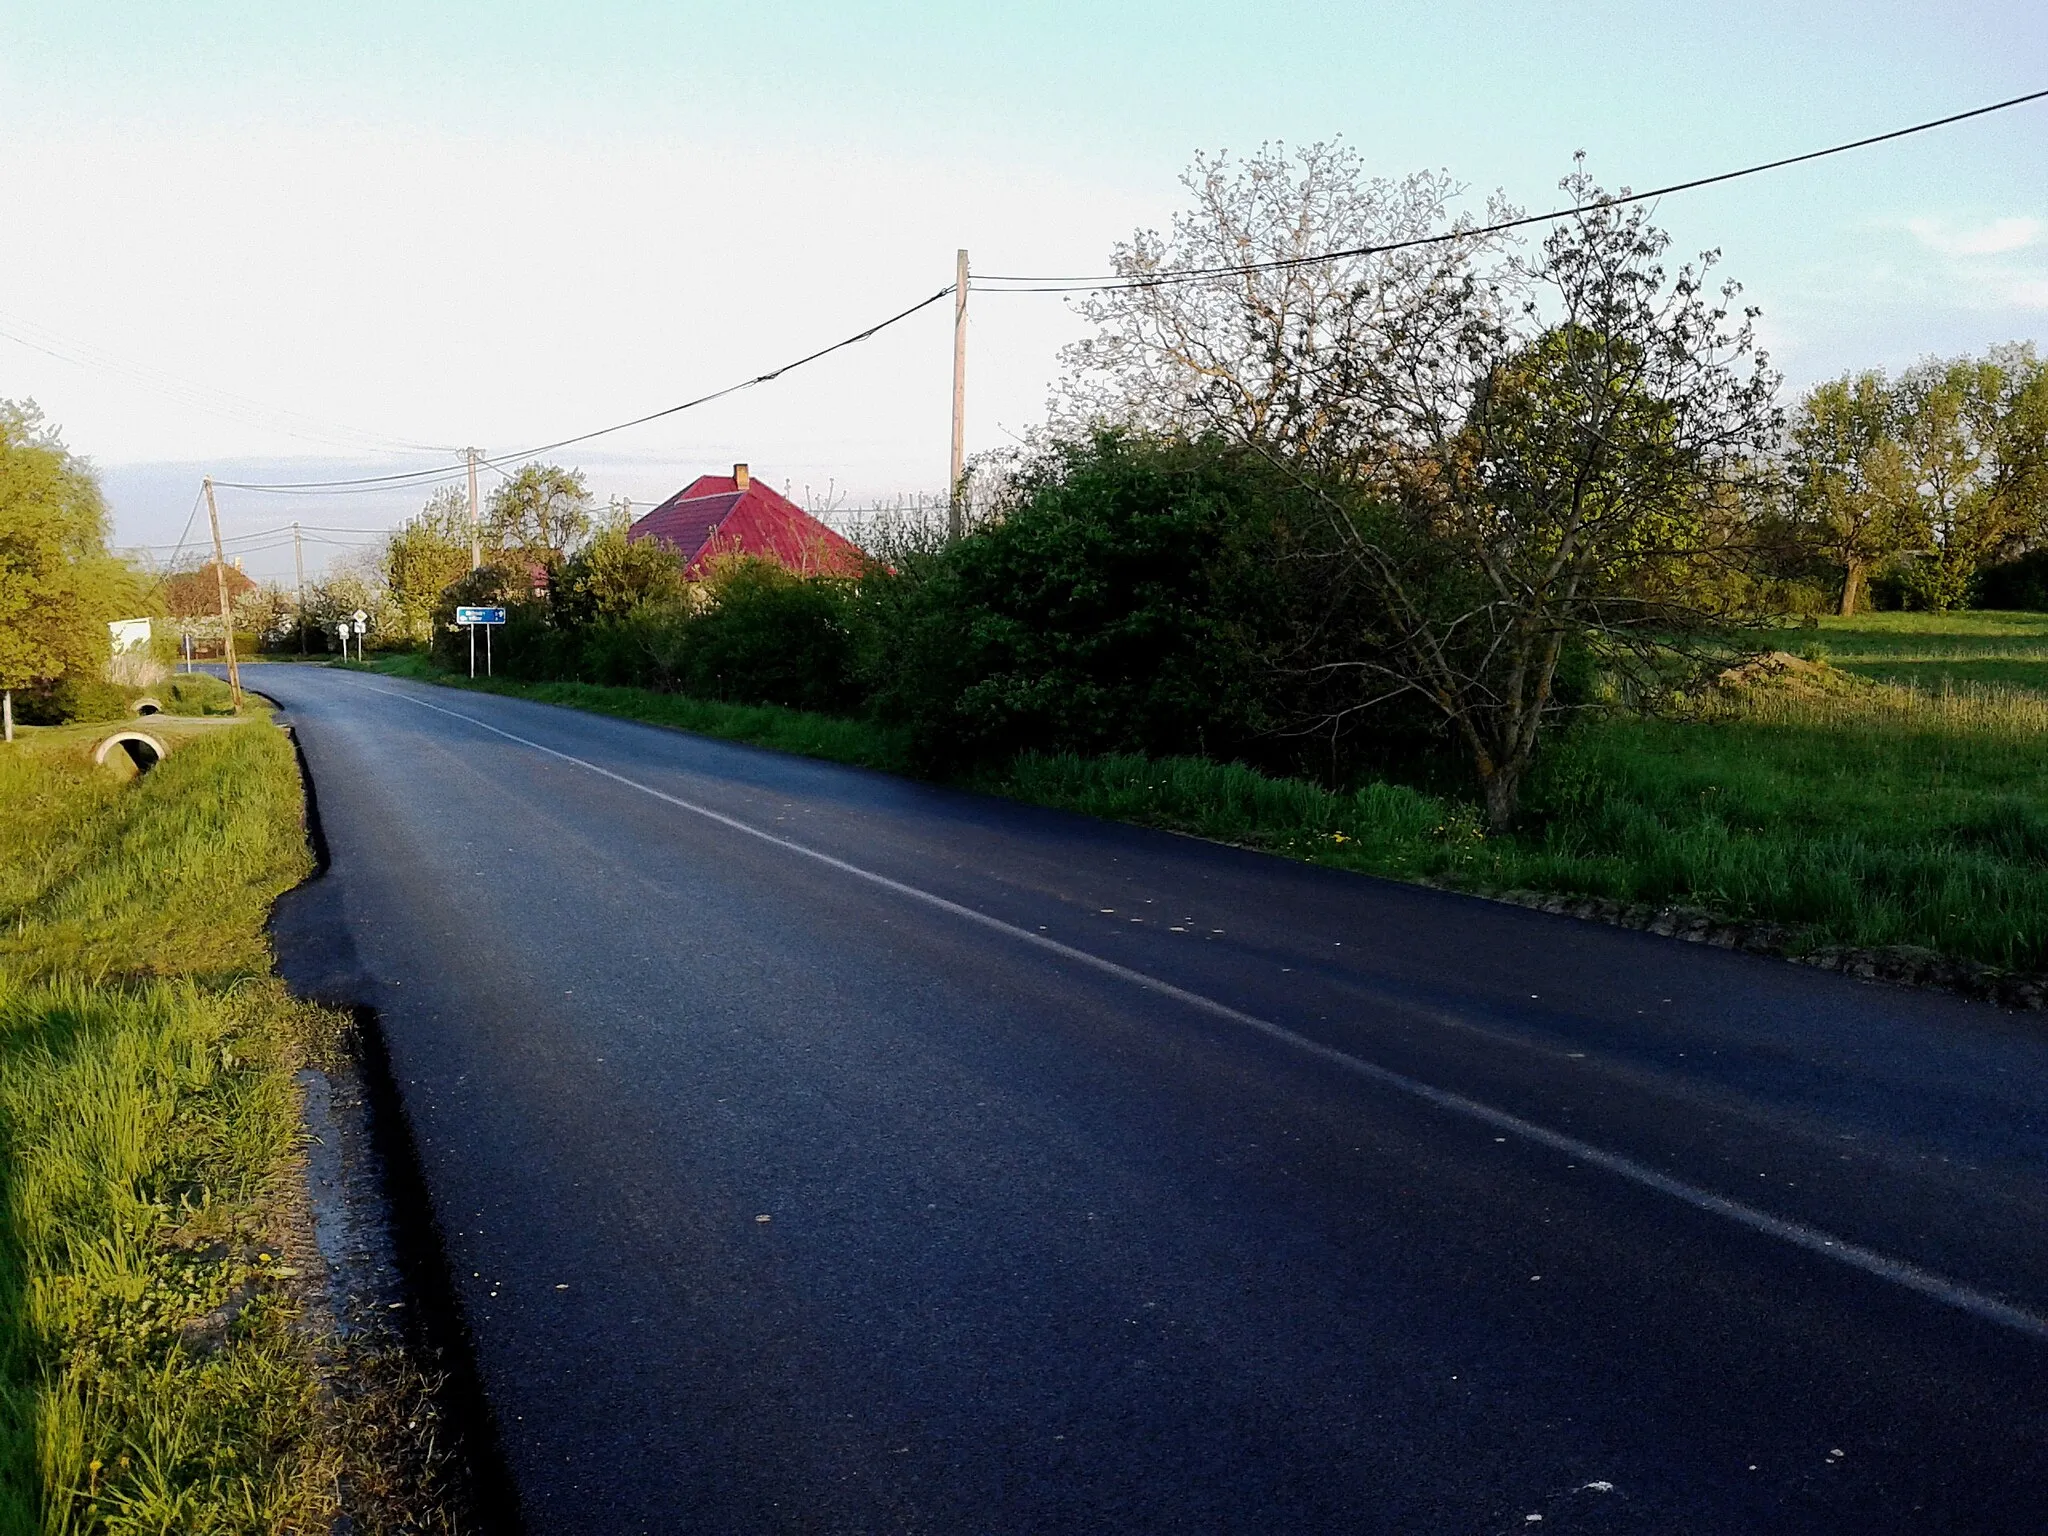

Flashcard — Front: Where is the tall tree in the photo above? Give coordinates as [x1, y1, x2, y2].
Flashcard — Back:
[386, 486, 476, 643]
[487, 465, 593, 566]
[1057, 141, 1509, 461]
[1890, 345, 2048, 609]
[1785, 372, 1920, 614]
[0, 402, 124, 741]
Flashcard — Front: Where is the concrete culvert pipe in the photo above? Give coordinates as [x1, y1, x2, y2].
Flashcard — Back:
[131, 697, 163, 715]
[93, 731, 168, 774]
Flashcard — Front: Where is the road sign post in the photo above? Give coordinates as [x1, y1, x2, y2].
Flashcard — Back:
[455, 607, 507, 679]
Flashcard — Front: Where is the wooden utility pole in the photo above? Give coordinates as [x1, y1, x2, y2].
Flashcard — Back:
[949, 248, 968, 540]
[293, 521, 307, 655]
[467, 447, 482, 570]
[203, 477, 242, 709]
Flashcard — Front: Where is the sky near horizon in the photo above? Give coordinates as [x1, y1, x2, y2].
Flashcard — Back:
[1, 0, 2044, 581]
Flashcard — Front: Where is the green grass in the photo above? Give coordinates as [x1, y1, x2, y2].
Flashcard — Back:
[1499, 679, 2048, 969]
[156, 676, 241, 717]
[1769, 609, 2048, 694]
[0, 724, 337, 1532]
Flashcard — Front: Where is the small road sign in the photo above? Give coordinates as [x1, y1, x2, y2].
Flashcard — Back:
[455, 606, 508, 625]
[353, 608, 369, 623]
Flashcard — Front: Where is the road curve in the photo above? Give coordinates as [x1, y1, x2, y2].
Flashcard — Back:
[253, 663, 2048, 1534]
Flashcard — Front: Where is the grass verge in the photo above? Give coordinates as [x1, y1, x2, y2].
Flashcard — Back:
[358, 651, 2048, 982]
[0, 717, 340, 1530]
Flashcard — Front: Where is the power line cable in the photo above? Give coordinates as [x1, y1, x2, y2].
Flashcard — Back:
[971, 86, 2048, 292]
[214, 285, 956, 493]
[475, 285, 956, 470]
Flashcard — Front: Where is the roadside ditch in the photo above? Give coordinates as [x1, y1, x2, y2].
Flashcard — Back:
[271, 720, 524, 1534]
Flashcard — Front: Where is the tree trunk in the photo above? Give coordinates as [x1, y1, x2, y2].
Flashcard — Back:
[1838, 558, 1865, 617]
[1480, 761, 1521, 834]
[3, 689, 11, 744]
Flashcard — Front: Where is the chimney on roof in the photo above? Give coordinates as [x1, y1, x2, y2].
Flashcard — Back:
[733, 462, 750, 491]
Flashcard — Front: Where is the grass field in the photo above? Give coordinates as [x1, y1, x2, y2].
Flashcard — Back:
[0, 719, 338, 1532]
[1770, 609, 2048, 694]
[368, 633, 2048, 978]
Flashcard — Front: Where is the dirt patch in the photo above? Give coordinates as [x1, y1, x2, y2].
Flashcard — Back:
[1715, 649, 1837, 692]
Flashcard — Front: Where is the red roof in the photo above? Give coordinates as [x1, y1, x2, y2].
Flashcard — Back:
[628, 473, 866, 578]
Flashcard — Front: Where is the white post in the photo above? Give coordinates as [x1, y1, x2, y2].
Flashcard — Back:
[469, 622, 476, 679]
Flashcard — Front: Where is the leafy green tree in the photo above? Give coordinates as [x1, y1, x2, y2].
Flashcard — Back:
[1289, 170, 1780, 829]
[1785, 372, 1920, 614]
[429, 564, 540, 670]
[385, 486, 476, 643]
[0, 401, 125, 740]
[486, 464, 593, 566]
[1891, 346, 2048, 609]
[549, 514, 686, 629]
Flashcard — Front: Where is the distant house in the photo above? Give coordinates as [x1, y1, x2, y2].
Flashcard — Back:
[627, 463, 865, 578]
[162, 559, 257, 618]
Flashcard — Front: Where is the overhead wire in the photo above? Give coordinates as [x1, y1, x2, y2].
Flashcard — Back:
[214, 285, 956, 494]
[147, 85, 2048, 516]
[971, 86, 2048, 292]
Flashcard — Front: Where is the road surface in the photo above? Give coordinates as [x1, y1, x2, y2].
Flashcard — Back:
[253, 664, 2048, 1534]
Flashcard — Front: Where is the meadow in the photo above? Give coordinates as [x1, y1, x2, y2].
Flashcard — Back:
[0, 713, 338, 1532]
[1773, 609, 2048, 694]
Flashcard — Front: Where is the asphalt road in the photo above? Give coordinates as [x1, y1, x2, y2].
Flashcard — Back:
[252, 663, 2048, 1534]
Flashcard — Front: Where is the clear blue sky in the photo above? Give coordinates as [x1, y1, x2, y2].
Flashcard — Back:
[2, 1, 2043, 575]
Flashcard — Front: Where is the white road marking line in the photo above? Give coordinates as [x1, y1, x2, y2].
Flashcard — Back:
[351, 678, 2048, 1344]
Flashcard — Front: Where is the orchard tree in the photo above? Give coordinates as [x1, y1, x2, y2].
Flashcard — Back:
[1057, 140, 1512, 461]
[0, 401, 125, 741]
[1785, 372, 1920, 614]
[1286, 169, 1781, 829]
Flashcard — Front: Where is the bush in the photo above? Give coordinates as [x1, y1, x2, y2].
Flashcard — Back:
[674, 559, 861, 713]
[11, 674, 130, 725]
[863, 433, 1296, 770]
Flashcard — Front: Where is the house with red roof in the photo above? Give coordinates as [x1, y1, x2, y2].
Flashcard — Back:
[627, 464, 866, 578]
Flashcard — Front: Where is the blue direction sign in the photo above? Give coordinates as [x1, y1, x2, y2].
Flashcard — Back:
[454, 606, 507, 625]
